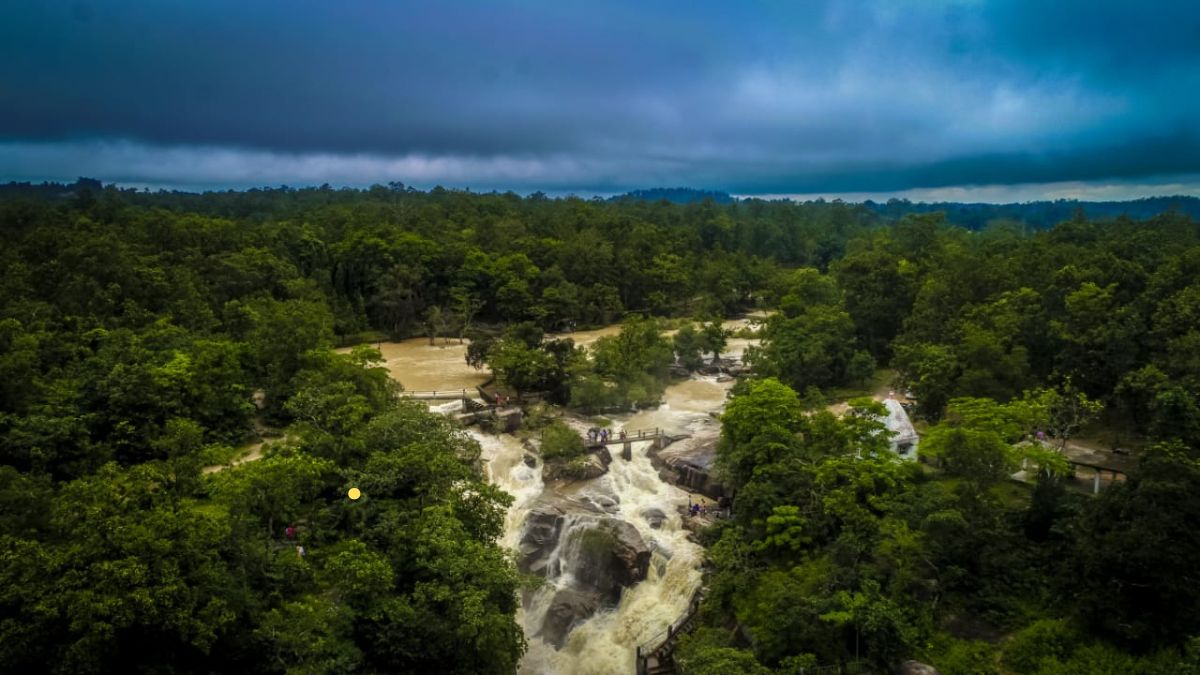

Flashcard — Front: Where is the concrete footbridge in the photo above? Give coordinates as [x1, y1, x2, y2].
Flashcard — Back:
[398, 389, 471, 401]
[584, 427, 687, 460]
[585, 427, 669, 446]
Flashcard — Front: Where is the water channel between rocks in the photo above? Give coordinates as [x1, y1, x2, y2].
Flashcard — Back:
[346, 325, 756, 674]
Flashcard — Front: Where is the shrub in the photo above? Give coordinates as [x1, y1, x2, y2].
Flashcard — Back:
[1001, 619, 1079, 673]
[540, 421, 585, 460]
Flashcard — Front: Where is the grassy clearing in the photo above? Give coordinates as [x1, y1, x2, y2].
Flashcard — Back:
[198, 443, 247, 468]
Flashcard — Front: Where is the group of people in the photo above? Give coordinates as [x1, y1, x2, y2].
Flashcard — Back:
[586, 427, 630, 445]
[687, 495, 733, 519]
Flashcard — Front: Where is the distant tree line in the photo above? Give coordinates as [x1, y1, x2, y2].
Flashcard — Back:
[862, 195, 1200, 231]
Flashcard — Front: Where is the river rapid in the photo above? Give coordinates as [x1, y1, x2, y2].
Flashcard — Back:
[342, 322, 758, 674]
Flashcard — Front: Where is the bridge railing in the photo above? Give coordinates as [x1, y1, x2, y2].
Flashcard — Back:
[398, 389, 469, 399]
[635, 586, 705, 664]
[585, 427, 665, 444]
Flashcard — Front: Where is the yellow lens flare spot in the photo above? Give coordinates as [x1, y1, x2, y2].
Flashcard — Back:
[347, 487, 362, 500]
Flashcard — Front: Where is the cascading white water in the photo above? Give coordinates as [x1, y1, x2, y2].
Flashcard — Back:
[473, 431, 545, 551]
[370, 324, 758, 674]
[513, 437, 704, 675]
[473, 375, 735, 675]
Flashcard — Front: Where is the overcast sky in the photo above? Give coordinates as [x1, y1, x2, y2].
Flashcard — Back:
[3, 0, 1199, 200]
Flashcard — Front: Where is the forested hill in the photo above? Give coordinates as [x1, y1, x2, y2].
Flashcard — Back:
[862, 195, 1200, 230]
[612, 187, 735, 204]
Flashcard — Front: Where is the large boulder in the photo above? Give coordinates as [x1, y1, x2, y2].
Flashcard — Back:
[896, 661, 941, 675]
[516, 500, 652, 648]
[543, 453, 607, 481]
[542, 447, 612, 482]
[583, 494, 620, 514]
[641, 507, 667, 529]
[518, 504, 567, 575]
[518, 495, 606, 576]
[652, 432, 726, 499]
[571, 518, 651, 601]
[538, 587, 602, 649]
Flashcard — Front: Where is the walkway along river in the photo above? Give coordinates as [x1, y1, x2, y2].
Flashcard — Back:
[347, 326, 753, 674]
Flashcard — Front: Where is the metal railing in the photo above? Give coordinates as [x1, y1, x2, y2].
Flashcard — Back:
[636, 587, 705, 663]
[586, 427, 666, 445]
[397, 389, 469, 400]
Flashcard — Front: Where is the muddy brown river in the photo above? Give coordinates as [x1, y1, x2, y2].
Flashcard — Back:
[335, 337, 491, 392]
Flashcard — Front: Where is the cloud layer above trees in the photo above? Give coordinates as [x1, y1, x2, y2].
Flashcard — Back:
[3, 0, 1199, 197]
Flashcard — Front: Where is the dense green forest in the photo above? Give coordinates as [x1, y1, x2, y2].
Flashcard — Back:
[681, 211, 1200, 674]
[862, 196, 1200, 231]
[1, 182, 1199, 673]
[0, 182, 862, 673]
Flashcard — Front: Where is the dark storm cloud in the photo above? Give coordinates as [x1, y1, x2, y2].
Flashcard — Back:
[2, 0, 1199, 195]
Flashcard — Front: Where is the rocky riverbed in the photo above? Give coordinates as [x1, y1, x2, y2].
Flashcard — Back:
[366, 322, 757, 674]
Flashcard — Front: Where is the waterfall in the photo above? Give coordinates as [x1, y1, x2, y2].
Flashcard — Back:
[363, 330, 746, 674]
[474, 407, 713, 674]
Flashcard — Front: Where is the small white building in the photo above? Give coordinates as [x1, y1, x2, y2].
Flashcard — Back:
[883, 397, 919, 460]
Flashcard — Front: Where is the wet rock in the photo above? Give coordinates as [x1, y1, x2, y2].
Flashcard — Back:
[523, 453, 537, 468]
[602, 519, 651, 588]
[518, 505, 566, 575]
[538, 587, 602, 649]
[590, 495, 620, 513]
[519, 495, 608, 575]
[572, 518, 651, 602]
[543, 453, 608, 481]
[680, 505, 711, 536]
[641, 507, 667, 529]
[543, 446, 612, 481]
[651, 432, 726, 500]
[670, 460, 725, 498]
[896, 661, 940, 675]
